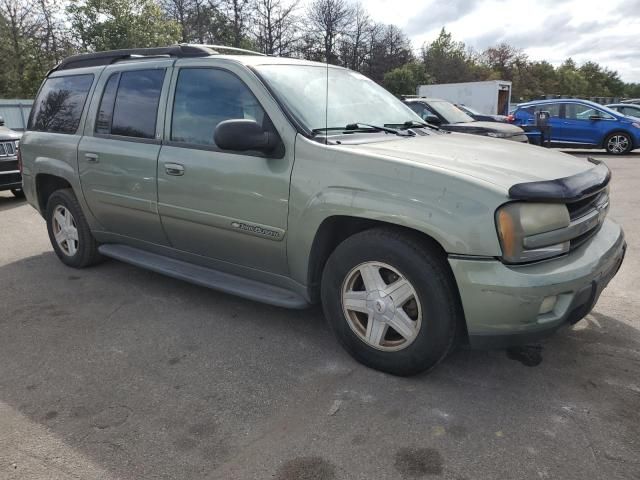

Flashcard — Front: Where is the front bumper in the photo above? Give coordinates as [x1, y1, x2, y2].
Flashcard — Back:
[0, 166, 21, 191]
[449, 219, 626, 349]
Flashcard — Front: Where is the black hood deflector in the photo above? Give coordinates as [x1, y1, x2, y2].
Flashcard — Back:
[508, 159, 610, 203]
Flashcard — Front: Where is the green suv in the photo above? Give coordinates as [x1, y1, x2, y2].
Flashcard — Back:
[20, 45, 626, 375]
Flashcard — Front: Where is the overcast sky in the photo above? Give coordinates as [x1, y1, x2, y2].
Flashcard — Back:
[354, 0, 640, 82]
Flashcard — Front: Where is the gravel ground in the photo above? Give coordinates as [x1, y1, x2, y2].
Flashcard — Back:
[0, 151, 638, 480]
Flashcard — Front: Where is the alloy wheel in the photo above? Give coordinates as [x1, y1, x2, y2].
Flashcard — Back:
[52, 205, 79, 256]
[341, 261, 422, 352]
[607, 135, 629, 154]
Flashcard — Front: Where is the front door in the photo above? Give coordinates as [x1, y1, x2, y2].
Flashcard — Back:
[78, 63, 172, 245]
[560, 103, 613, 146]
[157, 64, 293, 274]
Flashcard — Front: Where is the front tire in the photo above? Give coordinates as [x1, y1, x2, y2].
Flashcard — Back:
[604, 132, 632, 155]
[321, 228, 461, 376]
[45, 189, 102, 268]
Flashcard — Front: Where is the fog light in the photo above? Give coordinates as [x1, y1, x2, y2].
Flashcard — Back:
[539, 296, 558, 315]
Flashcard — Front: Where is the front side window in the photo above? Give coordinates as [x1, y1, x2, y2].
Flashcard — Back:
[171, 68, 266, 147]
[96, 69, 165, 139]
[29, 74, 94, 134]
[565, 103, 614, 121]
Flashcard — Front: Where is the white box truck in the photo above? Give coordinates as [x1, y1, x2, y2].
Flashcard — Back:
[417, 80, 512, 116]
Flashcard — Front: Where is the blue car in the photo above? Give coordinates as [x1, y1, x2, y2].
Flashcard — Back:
[512, 99, 640, 154]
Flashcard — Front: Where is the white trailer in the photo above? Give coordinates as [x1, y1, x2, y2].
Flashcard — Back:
[416, 80, 512, 116]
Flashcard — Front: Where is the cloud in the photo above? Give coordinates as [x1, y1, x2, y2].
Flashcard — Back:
[404, 0, 481, 36]
[468, 15, 608, 51]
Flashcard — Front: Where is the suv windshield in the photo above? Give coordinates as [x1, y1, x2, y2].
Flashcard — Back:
[255, 64, 422, 133]
[430, 101, 474, 124]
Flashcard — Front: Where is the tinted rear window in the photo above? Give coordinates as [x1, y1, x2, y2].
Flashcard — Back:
[29, 74, 94, 134]
[100, 69, 165, 139]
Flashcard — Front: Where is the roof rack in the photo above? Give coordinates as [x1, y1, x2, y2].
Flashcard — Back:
[51, 44, 215, 73]
[197, 44, 266, 56]
[50, 44, 225, 74]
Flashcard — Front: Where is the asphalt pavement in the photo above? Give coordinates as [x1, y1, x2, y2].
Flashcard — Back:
[1, 151, 639, 480]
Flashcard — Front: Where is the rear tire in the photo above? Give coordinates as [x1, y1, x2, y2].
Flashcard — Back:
[321, 228, 461, 376]
[10, 188, 24, 198]
[45, 189, 103, 268]
[604, 132, 632, 155]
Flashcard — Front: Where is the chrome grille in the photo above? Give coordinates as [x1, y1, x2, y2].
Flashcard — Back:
[567, 190, 608, 220]
[0, 141, 16, 157]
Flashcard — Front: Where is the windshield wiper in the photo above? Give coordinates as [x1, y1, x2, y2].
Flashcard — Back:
[345, 123, 414, 136]
[311, 123, 414, 137]
[385, 120, 440, 131]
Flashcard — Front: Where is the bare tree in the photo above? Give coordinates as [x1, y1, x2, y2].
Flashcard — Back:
[253, 0, 299, 56]
[306, 0, 354, 63]
[342, 1, 370, 70]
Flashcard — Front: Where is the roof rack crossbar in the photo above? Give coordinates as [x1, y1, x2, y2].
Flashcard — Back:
[50, 44, 216, 73]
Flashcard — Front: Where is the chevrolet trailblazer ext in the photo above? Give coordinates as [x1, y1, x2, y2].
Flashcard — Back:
[20, 45, 625, 375]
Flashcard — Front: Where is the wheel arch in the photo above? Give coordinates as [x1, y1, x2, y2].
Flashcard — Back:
[601, 129, 636, 150]
[35, 173, 73, 214]
[306, 215, 451, 304]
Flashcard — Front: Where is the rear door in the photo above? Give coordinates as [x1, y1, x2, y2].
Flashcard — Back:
[78, 61, 172, 245]
[156, 60, 295, 274]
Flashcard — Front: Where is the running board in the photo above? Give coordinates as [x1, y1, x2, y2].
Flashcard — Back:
[98, 244, 309, 309]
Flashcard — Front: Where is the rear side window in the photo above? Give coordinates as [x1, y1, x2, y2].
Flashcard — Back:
[171, 68, 266, 147]
[29, 74, 94, 134]
[96, 69, 165, 139]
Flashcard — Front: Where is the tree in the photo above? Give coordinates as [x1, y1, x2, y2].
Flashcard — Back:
[67, 0, 181, 51]
[337, 1, 370, 71]
[306, 0, 353, 63]
[220, 0, 252, 47]
[0, 0, 73, 97]
[253, 0, 300, 55]
[421, 28, 474, 83]
[383, 62, 431, 96]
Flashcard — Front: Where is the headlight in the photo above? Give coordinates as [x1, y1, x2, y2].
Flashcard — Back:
[496, 202, 570, 264]
[487, 132, 508, 138]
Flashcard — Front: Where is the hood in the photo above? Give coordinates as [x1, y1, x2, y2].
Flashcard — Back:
[446, 121, 523, 134]
[0, 126, 21, 141]
[340, 131, 592, 192]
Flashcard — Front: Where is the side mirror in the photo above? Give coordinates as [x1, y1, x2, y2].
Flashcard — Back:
[214, 119, 279, 154]
[589, 115, 603, 121]
[424, 114, 441, 125]
[0, 116, 4, 126]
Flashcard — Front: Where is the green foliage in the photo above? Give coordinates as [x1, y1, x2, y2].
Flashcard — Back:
[383, 62, 432, 96]
[421, 28, 476, 83]
[67, 0, 181, 51]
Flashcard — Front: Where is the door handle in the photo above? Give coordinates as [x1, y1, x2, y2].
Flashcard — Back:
[85, 153, 99, 163]
[165, 163, 185, 176]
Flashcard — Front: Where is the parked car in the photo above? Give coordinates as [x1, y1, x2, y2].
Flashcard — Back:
[404, 97, 528, 142]
[512, 99, 640, 154]
[0, 116, 23, 197]
[20, 45, 625, 376]
[606, 103, 640, 119]
[455, 104, 509, 123]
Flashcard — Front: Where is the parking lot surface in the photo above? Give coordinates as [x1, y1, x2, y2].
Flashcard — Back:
[1, 151, 639, 480]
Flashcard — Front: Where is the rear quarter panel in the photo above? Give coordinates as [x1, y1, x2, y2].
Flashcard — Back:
[20, 66, 103, 227]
